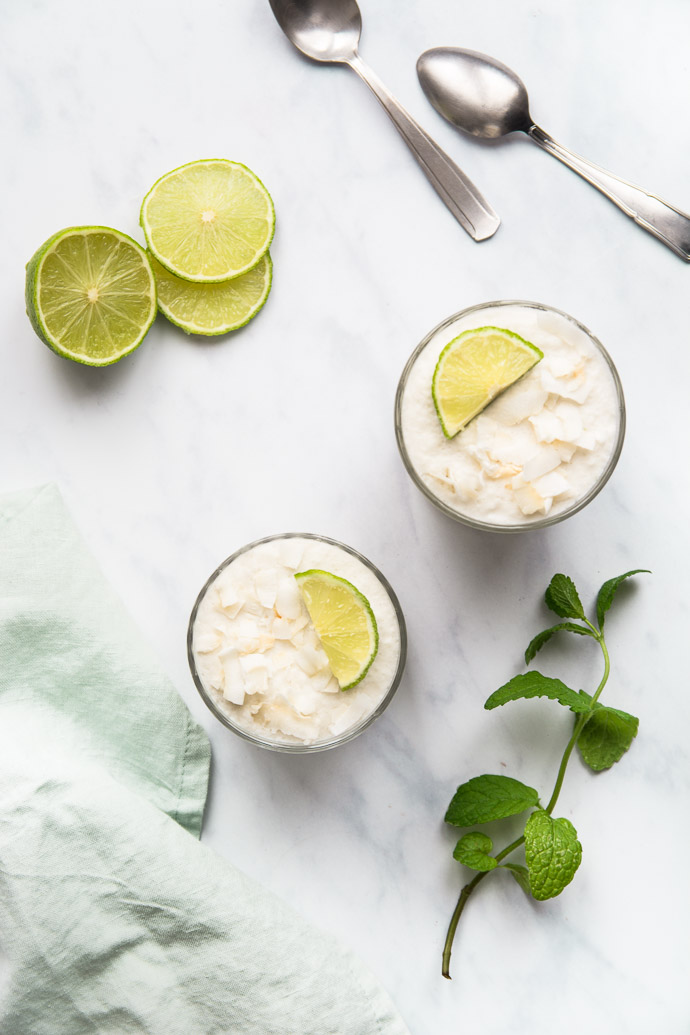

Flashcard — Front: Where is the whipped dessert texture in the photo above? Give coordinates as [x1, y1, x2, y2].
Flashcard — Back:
[192, 536, 402, 746]
[399, 304, 622, 525]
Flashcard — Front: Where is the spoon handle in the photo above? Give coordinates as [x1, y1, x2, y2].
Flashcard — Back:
[529, 126, 690, 261]
[348, 54, 500, 241]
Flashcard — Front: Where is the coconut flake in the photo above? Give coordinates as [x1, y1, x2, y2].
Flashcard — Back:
[280, 540, 304, 571]
[239, 654, 269, 695]
[222, 655, 246, 705]
[488, 380, 548, 425]
[321, 677, 341, 694]
[554, 441, 577, 462]
[551, 400, 583, 442]
[513, 484, 547, 516]
[529, 410, 564, 444]
[295, 645, 329, 676]
[275, 577, 303, 620]
[194, 632, 219, 654]
[286, 686, 319, 717]
[269, 698, 320, 741]
[199, 654, 224, 692]
[254, 570, 278, 609]
[240, 654, 268, 674]
[522, 447, 562, 482]
[216, 578, 238, 607]
[531, 471, 571, 499]
[489, 423, 538, 466]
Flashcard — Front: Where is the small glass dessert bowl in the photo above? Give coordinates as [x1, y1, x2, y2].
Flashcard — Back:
[395, 300, 625, 533]
[187, 533, 407, 752]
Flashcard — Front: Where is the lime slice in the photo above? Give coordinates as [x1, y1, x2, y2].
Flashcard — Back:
[432, 326, 543, 438]
[140, 159, 275, 283]
[25, 226, 156, 366]
[150, 252, 272, 335]
[294, 570, 379, 691]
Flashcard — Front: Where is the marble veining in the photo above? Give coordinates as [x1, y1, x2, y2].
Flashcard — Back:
[2, 0, 690, 1032]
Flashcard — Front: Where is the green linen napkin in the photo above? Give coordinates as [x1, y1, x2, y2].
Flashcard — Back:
[0, 485, 409, 1035]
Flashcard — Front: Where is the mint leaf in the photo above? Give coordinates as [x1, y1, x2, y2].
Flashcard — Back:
[544, 574, 585, 620]
[485, 672, 590, 712]
[453, 832, 498, 871]
[596, 569, 650, 629]
[502, 862, 530, 894]
[524, 810, 582, 901]
[578, 705, 639, 771]
[525, 622, 594, 663]
[445, 774, 540, 827]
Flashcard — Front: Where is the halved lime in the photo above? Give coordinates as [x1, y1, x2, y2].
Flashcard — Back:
[432, 326, 543, 438]
[140, 159, 275, 283]
[294, 570, 379, 690]
[25, 226, 157, 366]
[150, 252, 272, 335]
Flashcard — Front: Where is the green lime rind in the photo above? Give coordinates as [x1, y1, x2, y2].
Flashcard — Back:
[25, 226, 156, 367]
[431, 325, 544, 439]
[140, 158, 275, 284]
[150, 251, 272, 336]
[294, 569, 379, 691]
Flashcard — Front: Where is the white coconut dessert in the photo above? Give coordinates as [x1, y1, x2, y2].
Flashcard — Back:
[396, 302, 625, 530]
[188, 535, 406, 750]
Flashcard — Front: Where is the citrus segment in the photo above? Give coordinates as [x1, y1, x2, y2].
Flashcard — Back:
[150, 252, 272, 335]
[25, 226, 156, 366]
[140, 159, 275, 283]
[432, 326, 543, 438]
[294, 570, 379, 690]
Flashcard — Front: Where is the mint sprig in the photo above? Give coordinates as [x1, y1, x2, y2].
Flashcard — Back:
[441, 569, 648, 979]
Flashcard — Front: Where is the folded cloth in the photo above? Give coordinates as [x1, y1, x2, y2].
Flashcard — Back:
[0, 485, 409, 1035]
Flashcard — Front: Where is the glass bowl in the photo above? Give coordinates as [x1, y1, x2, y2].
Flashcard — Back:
[187, 533, 407, 753]
[395, 300, 626, 533]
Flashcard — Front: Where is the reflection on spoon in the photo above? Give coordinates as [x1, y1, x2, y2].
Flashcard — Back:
[417, 46, 690, 261]
[267, 0, 500, 241]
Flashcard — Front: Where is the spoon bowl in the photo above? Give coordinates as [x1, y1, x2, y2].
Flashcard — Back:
[417, 46, 690, 260]
[268, 0, 361, 63]
[417, 48, 531, 138]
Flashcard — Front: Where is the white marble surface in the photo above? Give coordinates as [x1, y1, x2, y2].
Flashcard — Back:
[3, 0, 690, 1031]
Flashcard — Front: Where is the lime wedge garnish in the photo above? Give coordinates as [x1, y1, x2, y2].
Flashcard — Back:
[150, 252, 272, 335]
[294, 570, 379, 690]
[140, 159, 275, 283]
[25, 226, 156, 366]
[432, 326, 543, 438]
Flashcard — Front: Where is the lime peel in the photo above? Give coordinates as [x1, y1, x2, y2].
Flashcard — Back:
[432, 325, 543, 438]
[294, 569, 379, 690]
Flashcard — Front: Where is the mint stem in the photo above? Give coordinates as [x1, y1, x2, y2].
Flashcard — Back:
[442, 626, 610, 978]
[441, 832, 525, 979]
[442, 872, 485, 978]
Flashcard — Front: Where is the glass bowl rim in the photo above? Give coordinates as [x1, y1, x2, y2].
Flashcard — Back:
[187, 532, 408, 753]
[394, 299, 626, 533]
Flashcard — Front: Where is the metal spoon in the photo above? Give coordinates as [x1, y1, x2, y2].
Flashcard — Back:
[267, 0, 500, 241]
[417, 46, 690, 261]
